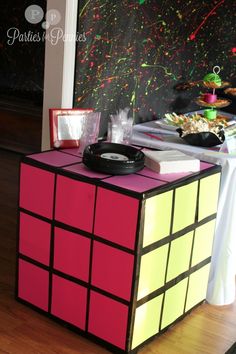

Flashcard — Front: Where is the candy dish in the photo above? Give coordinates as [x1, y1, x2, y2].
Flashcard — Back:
[177, 129, 224, 147]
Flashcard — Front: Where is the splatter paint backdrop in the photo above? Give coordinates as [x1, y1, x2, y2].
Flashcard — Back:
[74, 0, 236, 129]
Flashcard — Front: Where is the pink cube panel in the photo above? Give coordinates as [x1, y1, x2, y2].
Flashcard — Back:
[19, 212, 51, 266]
[91, 241, 134, 300]
[18, 259, 49, 311]
[60, 148, 82, 157]
[51, 275, 87, 330]
[63, 163, 110, 179]
[55, 175, 96, 232]
[54, 227, 91, 282]
[88, 291, 128, 349]
[28, 150, 81, 167]
[19, 163, 55, 219]
[103, 174, 166, 193]
[94, 187, 139, 249]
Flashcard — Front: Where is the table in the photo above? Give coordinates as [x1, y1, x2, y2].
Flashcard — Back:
[16, 149, 220, 353]
[132, 113, 236, 306]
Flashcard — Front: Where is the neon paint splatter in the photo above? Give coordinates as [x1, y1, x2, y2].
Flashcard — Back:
[189, 0, 225, 41]
[74, 0, 236, 125]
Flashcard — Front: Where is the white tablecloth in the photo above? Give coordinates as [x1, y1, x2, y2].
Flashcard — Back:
[132, 118, 236, 305]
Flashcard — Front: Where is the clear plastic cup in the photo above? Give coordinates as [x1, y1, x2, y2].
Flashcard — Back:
[79, 112, 101, 155]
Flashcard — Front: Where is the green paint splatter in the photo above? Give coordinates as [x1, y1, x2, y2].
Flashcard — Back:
[79, 0, 91, 17]
[141, 63, 178, 80]
[117, 58, 127, 63]
[131, 92, 136, 103]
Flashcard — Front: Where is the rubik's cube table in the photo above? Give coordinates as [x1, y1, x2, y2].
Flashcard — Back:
[16, 149, 221, 353]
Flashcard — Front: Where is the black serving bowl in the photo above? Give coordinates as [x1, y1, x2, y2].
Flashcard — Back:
[83, 142, 145, 174]
[176, 128, 225, 147]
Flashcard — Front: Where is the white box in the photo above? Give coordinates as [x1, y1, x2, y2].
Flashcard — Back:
[144, 150, 200, 174]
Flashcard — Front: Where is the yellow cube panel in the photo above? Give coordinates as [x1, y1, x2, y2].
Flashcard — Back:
[172, 181, 198, 233]
[137, 245, 169, 300]
[185, 264, 210, 312]
[161, 278, 188, 330]
[132, 294, 163, 349]
[166, 231, 194, 282]
[191, 220, 216, 267]
[198, 173, 221, 221]
[143, 191, 173, 247]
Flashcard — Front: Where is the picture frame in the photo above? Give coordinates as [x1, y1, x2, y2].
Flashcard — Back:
[49, 108, 93, 148]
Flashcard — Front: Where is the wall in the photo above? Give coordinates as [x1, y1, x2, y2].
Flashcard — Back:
[73, 0, 236, 130]
[41, 0, 78, 150]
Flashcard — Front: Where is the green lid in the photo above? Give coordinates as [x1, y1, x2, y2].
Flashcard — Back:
[204, 109, 217, 120]
[203, 73, 222, 86]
